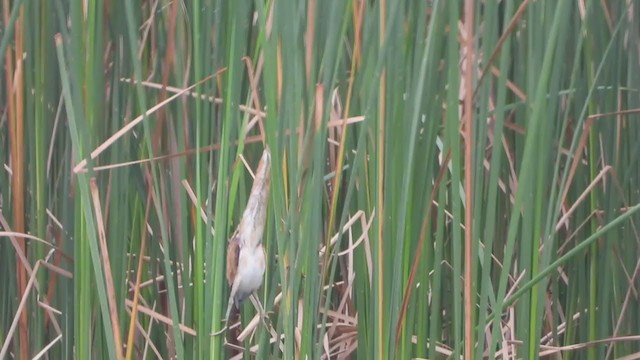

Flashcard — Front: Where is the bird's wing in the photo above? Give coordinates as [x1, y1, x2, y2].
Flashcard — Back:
[226, 231, 240, 286]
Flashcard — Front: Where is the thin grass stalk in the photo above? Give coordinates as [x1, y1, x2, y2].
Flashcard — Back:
[55, 33, 120, 360]
[445, 1, 463, 357]
[191, 0, 207, 354]
[8, 5, 28, 358]
[477, 2, 514, 358]
[310, 2, 355, 358]
[121, 1, 186, 357]
[0, 0, 21, 62]
[462, 0, 475, 358]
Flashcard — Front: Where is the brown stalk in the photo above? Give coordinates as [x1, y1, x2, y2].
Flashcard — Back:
[322, 6, 366, 346]
[0, 261, 42, 359]
[44, 225, 65, 330]
[305, 0, 316, 85]
[324, 0, 364, 274]
[394, 151, 451, 349]
[3, 0, 28, 356]
[473, 0, 531, 99]
[75, 116, 364, 174]
[124, 299, 197, 336]
[73, 69, 226, 173]
[125, 189, 152, 360]
[242, 56, 266, 145]
[90, 178, 124, 360]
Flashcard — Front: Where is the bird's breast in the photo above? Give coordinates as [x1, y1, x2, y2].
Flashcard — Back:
[237, 245, 266, 292]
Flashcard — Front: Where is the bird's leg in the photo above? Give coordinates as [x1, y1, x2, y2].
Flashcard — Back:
[210, 274, 242, 336]
[210, 298, 232, 336]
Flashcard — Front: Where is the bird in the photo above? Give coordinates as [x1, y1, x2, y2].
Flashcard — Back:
[212, 148, 271, 336]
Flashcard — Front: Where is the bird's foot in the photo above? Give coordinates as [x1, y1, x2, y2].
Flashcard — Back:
[210, 324, 228, 336]
[210, 318, 230, 336]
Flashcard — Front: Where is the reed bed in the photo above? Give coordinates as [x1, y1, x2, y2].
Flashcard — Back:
[1, 1, 640, 359]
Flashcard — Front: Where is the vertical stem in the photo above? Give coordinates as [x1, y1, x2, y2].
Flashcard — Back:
[377, 0, 386, 358]
[463, 0, 474, 359]
[5, 2, 29, 357]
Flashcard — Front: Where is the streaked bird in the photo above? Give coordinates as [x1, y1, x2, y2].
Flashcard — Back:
[212, 148, 271, 336]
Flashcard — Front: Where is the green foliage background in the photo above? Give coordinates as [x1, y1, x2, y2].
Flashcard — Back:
[1, 0, 640, 359]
